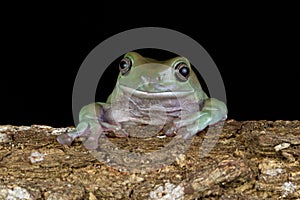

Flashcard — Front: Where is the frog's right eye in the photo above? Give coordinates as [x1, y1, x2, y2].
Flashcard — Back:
[119, 57, 132, 75]
[174, 61, 190, 82]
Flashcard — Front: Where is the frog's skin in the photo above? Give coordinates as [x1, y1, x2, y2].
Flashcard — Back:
[57, 52, 227, 149]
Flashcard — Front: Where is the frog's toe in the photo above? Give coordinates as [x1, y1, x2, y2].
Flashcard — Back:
[83, 139, 98, 150]
[57, 133, 74, 146]
[83, 130, 102, 150]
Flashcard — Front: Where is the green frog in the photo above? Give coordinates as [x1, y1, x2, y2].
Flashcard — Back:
[57, 52, 227, 149]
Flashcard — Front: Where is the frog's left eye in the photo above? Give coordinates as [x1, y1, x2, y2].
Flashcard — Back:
[174, 62, 190, 81]
[119, 57, 132, 75]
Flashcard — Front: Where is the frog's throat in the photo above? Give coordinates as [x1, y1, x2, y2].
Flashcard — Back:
[118, 85, 194, 99]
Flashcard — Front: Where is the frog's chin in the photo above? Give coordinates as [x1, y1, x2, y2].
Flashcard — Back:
[119, 85, 194, 99]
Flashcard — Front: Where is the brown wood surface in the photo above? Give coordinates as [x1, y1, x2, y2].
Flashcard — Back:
[0, 120, 299, 199]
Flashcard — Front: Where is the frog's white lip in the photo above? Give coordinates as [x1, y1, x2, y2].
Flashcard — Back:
[119, 85, 194, 98]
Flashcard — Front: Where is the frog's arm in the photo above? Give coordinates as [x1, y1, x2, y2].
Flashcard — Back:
[175, 98, 227, 139]
[198, 97, 227, 126]
[57, 102, 127, 149]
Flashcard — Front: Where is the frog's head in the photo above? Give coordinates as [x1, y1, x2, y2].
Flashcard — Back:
[116, 52, 202, 99]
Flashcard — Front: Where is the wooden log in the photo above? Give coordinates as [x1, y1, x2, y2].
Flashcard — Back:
[0, 120, 299, 199]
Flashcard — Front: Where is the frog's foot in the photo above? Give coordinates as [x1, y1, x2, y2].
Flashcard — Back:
[57, 121, 90, 146]
[56, 132, 77, 146]
[83, 125, 129, 149]
[82, 126, 103, 150]
[57, 120, 125, 149]
[173, 98, 227, 139]
[57, 123, 105, 150]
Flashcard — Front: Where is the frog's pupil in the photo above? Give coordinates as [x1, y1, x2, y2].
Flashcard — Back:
[120, 60, 128, 69]
[179, 66, 189, 77]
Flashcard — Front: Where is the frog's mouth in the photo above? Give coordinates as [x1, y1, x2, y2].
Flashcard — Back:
[119, 85, 194, 99]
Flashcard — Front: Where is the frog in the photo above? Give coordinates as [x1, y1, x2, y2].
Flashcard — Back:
[57, 52, 227, 149]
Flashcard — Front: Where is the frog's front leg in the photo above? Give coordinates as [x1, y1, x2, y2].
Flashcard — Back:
[57, 102, 127, 149]
[175, 98, 227, 139]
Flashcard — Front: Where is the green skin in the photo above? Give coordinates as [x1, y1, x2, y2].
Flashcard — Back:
[57, 52, 227, 149]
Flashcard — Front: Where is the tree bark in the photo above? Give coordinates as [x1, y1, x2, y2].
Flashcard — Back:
[0, 120, 299, 199]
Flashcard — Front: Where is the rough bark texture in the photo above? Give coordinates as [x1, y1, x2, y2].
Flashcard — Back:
[0, 120, 300, 199]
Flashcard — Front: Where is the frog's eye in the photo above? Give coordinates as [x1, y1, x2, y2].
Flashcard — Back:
[174, 62, 190, 81]
[119, 57, 132, 75]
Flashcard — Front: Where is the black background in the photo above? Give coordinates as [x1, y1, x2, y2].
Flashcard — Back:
[1, 8, 299, 127]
